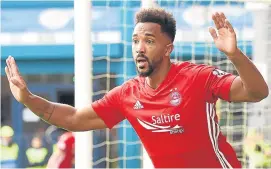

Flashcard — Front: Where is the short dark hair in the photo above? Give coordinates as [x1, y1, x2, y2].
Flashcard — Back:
[135, 7, 176, 42]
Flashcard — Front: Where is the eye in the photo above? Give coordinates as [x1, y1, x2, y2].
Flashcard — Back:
[133, 39, 139, 44]
[146, 39, 154, 44]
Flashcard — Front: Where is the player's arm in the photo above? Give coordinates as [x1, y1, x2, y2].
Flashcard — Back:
[5, 56, 106, 131]
[209, 12, 269, 102]
[27, 99, 106, 131]
[229, 49, 268, 102]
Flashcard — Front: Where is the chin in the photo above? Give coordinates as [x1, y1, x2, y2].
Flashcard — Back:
[139, 73, 148, 77]
[138, 69, 153, 77]
[137, 64, 154, 76]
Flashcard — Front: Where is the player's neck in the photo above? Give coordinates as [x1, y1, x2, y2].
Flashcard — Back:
[146, 61, 171, 89]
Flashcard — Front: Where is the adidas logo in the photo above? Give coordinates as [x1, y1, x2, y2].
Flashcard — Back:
[133, 100, 144, 110]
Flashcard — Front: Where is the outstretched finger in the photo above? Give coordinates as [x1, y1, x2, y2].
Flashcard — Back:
[220, 13, 229, 29]
[217, 12, 225, 29]
[212, 13, 221, 30]
[208, 27, 218, 41]
[6, 56, 13, 77]
[10, 57, 21, 76]
[225, 19, 234, 33]
[5, 66, 11, 81]
[220, 12, 227, 22]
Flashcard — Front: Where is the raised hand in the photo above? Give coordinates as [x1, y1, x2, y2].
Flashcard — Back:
[209, 12, 238, 59]
[5, 56, 31, 104]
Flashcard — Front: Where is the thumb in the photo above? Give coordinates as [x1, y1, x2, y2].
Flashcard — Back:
[208, 27, 218, 41]
[10, 77, 25, 89]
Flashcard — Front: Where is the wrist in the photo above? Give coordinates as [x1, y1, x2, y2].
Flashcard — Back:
[227, 48, 242, 62]
[22, 90, 34, 105]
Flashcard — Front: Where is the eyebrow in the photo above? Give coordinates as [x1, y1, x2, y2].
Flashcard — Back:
[132, 33, 156, 38]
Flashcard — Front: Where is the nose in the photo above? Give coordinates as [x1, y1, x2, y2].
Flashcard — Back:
[136, 41, 146, 54]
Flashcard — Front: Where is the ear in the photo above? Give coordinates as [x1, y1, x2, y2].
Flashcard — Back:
[165, 43, 174, 57]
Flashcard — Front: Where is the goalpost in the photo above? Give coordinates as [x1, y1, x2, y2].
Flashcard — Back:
[74, 0, 92, 168]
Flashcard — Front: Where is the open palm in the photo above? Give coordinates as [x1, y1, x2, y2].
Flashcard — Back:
[209, 12, 238, 58]
[5, 56, 30, 103]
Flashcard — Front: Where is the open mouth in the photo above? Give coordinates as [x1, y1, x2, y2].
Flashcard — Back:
[137, 57, 148, 68]
[137, 57, 147, 63]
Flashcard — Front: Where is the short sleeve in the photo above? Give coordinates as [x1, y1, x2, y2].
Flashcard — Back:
[198, 66, 237, 102]
[92, 86, 125, 129]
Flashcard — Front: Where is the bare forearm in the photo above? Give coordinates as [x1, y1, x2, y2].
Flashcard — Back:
[23, 94, 76, 130]
[22, 93, 106, 131]
[229, 49, 269, 99]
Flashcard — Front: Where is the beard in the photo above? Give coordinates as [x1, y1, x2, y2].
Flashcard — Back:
[135, 55, 154, 77]
[138, 64, 154, 77]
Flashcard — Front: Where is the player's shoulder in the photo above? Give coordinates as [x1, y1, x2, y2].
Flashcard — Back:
[173, 61, 214, 74]
[121, 76, 143, 90]
[109, 77, 142, 97]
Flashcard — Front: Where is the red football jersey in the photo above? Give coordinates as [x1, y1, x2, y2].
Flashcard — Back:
[92, 62, 242, 168]
[57, 132, 75, 168]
